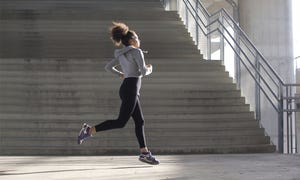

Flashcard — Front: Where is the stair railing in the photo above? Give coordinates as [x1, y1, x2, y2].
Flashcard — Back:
[162, 0, 298, 153]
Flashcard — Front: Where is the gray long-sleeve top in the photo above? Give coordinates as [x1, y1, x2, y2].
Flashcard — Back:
[105, 46, 152, 78]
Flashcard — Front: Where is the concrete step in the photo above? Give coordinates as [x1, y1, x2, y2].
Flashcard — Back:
[0, 36, 194, 43]
[0, 83, 237, 91]
[0, 71, 230, 80]
[0, 113, 256, 121]
[1, 136, 271, 147]
[0, 90, 243, 100]
[1, 43, 199, 52]
[0, 45, 200, 53]
[2, 128, 267, 138]
[0, 116, 258, 125]
[2, 120, 259, 129]
[0, 76, 233, 84]
[1, 43, 199, 53]
[1, 58, 224, 65]
[0, 20, 187, 29]
[1, 10, 180, 21]
[0, 104, 250, 114]
[0, 98, 242, 107]
[0, 66, 226, 73]
[0, 30, 192, 39]
[0, 97, 245, 106]
[0, 53, 203, 59]
[0, 58, 222, 67]
[0, 49, 203, 59]
[0, 144, 276, 155]
[149, 144, 276, 154]
[1, 136, 269, 150]
[0, 1, 164, 9]
[0, 2, 164, 10]
[0, 65, 224, 72]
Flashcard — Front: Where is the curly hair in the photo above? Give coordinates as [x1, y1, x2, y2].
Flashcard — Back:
[110, 22, 136, 46]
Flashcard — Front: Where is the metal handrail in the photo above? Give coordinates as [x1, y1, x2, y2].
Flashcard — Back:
[184, 0, 282, 106]
[168, 0, 298, 153]
[191, 1, 283, 97]
[194, 0, 285, 84]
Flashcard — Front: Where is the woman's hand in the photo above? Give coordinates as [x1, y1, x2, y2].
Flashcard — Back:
[146, 64, 152, 69]
[146, 64, 153, 75]
[119, 74, 125, 79]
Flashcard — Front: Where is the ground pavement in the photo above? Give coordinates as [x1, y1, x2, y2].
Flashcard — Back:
[0, 154, 300, 180]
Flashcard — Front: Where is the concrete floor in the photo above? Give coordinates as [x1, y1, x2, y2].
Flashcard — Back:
[0, 154, 300, 180]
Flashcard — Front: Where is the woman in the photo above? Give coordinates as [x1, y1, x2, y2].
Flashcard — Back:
[77, 22, 159, 165]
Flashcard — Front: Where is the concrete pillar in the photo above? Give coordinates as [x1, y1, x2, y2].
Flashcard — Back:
[163, 0, 178, 11]
[239, 0, 294, 151]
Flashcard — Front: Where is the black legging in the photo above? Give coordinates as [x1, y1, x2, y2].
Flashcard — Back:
[95, 77, 146, 148]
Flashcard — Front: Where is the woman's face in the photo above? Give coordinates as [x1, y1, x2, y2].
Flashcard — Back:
[130, 34, 140, 48]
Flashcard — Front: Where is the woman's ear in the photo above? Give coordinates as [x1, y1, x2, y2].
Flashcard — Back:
[129, 39, 138, 48]
[128, 38, 135, 45]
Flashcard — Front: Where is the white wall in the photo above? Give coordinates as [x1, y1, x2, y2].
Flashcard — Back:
[239, 0, 294, 151]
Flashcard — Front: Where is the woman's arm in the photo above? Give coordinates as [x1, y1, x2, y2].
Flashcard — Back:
[133, 49, 152, 76]
[104, 58, 124, 78]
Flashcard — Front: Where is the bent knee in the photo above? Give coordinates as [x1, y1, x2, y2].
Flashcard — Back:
[135, 120, 145, 127]
[115, 121, 127, 129]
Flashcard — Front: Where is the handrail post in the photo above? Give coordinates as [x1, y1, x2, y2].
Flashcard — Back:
[278, 85, 284, 153]
[286, 85, 296, 154]
[219, 11, 225, 62]
[235, 56, 241, 89]
[235, 30, 241, 89]
[195, 0, 199, 46]
[225, 0, 239, 23]
[255, 54, 261, 122]
[295, 107, 298, 153]
[185, 4, 189, 29]
[207, 21, 211, 60]
[287, 86, 290, 153]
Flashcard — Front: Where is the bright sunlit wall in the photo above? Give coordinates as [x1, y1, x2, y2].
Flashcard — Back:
[293, 0, 300, 69]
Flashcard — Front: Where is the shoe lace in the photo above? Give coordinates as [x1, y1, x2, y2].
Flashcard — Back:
[146, 153, 156, 161]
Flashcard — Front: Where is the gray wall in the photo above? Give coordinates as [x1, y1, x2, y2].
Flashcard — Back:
[239, 0, 294, 151]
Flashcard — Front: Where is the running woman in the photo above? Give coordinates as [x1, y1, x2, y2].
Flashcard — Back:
[77, 22, 159, 165]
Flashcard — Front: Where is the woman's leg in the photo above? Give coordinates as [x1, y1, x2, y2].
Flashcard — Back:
[131, 96, 148, 153]
[134, 103, 160, 165]
[94, 93, 137, 132]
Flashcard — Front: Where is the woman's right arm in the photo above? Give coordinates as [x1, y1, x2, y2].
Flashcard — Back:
[104, 58, 124, 78]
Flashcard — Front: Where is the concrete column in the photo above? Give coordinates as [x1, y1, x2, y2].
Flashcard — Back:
[163, 0, 178, 11]
[239, 0, 294, 151]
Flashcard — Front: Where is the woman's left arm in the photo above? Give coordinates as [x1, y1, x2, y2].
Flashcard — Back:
[104, 58, 124, 78]
[134, 49, 152, 76]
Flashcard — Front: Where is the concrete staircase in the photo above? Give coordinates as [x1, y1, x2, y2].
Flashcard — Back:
[0, 0, 276, 155]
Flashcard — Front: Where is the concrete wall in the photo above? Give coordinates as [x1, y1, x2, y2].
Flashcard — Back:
[239, 0, 294, 151]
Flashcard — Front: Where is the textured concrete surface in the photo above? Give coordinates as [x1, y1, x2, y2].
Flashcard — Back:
[0, 154, 300, 180]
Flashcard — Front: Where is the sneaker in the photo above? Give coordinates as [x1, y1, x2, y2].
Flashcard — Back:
[77, 123, 92, 145]
[139, 151, 159, 165]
